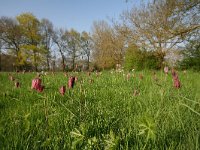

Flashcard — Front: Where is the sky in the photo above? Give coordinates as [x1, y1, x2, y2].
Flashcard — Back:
[0, 0, 142, 33]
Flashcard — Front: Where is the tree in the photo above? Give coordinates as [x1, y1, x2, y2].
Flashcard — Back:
[180, 37, 200, 71]
[124, 44, 160, 70]
[17, 13, 43, 71]
[92, 21, 116, 69]
[0, 39, 2, 71]
[52, 28, 68, 71]
[124, 44, 143, 70]
[0, 16, 24, 70]
[65, 29, 81, 70]
[80, 31, 92, 70]
[121, 0, 200, 68]
[91, 19, 128, 70]
[40, 18, 54, 71]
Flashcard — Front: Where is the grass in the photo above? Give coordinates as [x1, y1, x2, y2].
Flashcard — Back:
[0, 70, 199, 149]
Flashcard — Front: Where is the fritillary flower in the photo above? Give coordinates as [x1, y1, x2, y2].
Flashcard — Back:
[127, 73, 131, 80]
[68, 76, 75, 88]
[164, 66, 169, 74]
[59, 86, 66, 95]
[31, 78, 45, 92]
[37, 85, 45, 92]
[139, 74, 143, 80]
[15, 82, 20, 88]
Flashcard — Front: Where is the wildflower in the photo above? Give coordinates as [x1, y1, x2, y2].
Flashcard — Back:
[174, 78, 181, 88]
[87, 72, 91, 76]
[31, 78, 42, 90]
[37, 72, 41, 77]
[89, 79, 94, 84]
[15, 82, 20, 88]
[133, 89, 140, 96]
[171, 68, 176, 77]
[127, 73, 131, 80]
[68, 76, 75, 88]
[139, 74, 143, 80]
[37, 85, 45, 92]
[64, 72, 68, 77]
[171, 70, 181, 89]
[153, 74, 158, 81]
[59, 86, 66, 95]
[9, 75, 15, 81]
[164, 66, 169, 74]
[31, 78, 45, 92]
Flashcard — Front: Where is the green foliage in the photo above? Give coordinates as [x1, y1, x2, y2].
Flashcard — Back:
[179, 39, 200, 71]
[124, 44, 160, 70]
[124, 44, 143, 70]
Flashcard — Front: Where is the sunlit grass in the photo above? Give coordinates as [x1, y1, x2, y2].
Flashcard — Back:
[0, 70, 199, 149]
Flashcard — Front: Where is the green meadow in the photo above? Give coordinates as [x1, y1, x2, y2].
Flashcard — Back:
[0, 71, 199, 149]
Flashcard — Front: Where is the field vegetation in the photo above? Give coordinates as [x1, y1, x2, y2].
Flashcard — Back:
[0, 70, 199, 149]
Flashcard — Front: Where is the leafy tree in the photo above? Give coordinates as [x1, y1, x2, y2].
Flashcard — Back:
[124, 44, 159, 70]
[124, 44, 144, 70]
[121, 0, 200, 68]
[17, 13, 43, 71]
[0, 39, 2, 71]
[179, 38, 200, 71]
[0, 16, 24, 69]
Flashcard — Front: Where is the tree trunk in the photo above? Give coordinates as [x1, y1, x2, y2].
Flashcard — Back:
[72, 51, 76, 70]
[61, 55, 65, 72]
[46, 55, 50, 71]
[0, 49, 1, 71]
[33, 51, 38, 71]
[87, 55, 90, 70]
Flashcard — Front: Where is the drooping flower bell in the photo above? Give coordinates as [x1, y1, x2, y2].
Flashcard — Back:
[171, 68, 176, 77]
[171, 70, 181, 89]
[37, 85, 45, 92]
[139, 74, 143, 80]
[31, 77, 45, 92]
[59, 86, 66, 95]
[9, 75, 15, 81]
[133, 89, 140, 96]
[173, 78, 181, 88]
[15, 81, 20, 88]
[31, 78, 42, 90]
[164, 66, 169, 74]
[127, 73, 131, 80]
[68, 76, 75, 88]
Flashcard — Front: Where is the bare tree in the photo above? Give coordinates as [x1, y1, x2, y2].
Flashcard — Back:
[52, 28, 68, 71]
[91, 20, 115, 69]
[121, 0, 200, 67]
[80, 31, 93, 70]
[65, 29, 82, 70]
[91, 20, 127, 69]
[40, 18, 54, 71]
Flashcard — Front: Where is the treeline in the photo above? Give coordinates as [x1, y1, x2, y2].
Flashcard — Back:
[0, 0, 199, 71]
[0, 13, 93, 71]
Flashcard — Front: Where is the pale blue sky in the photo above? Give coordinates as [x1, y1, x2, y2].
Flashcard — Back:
[0, 0, 143, 32]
